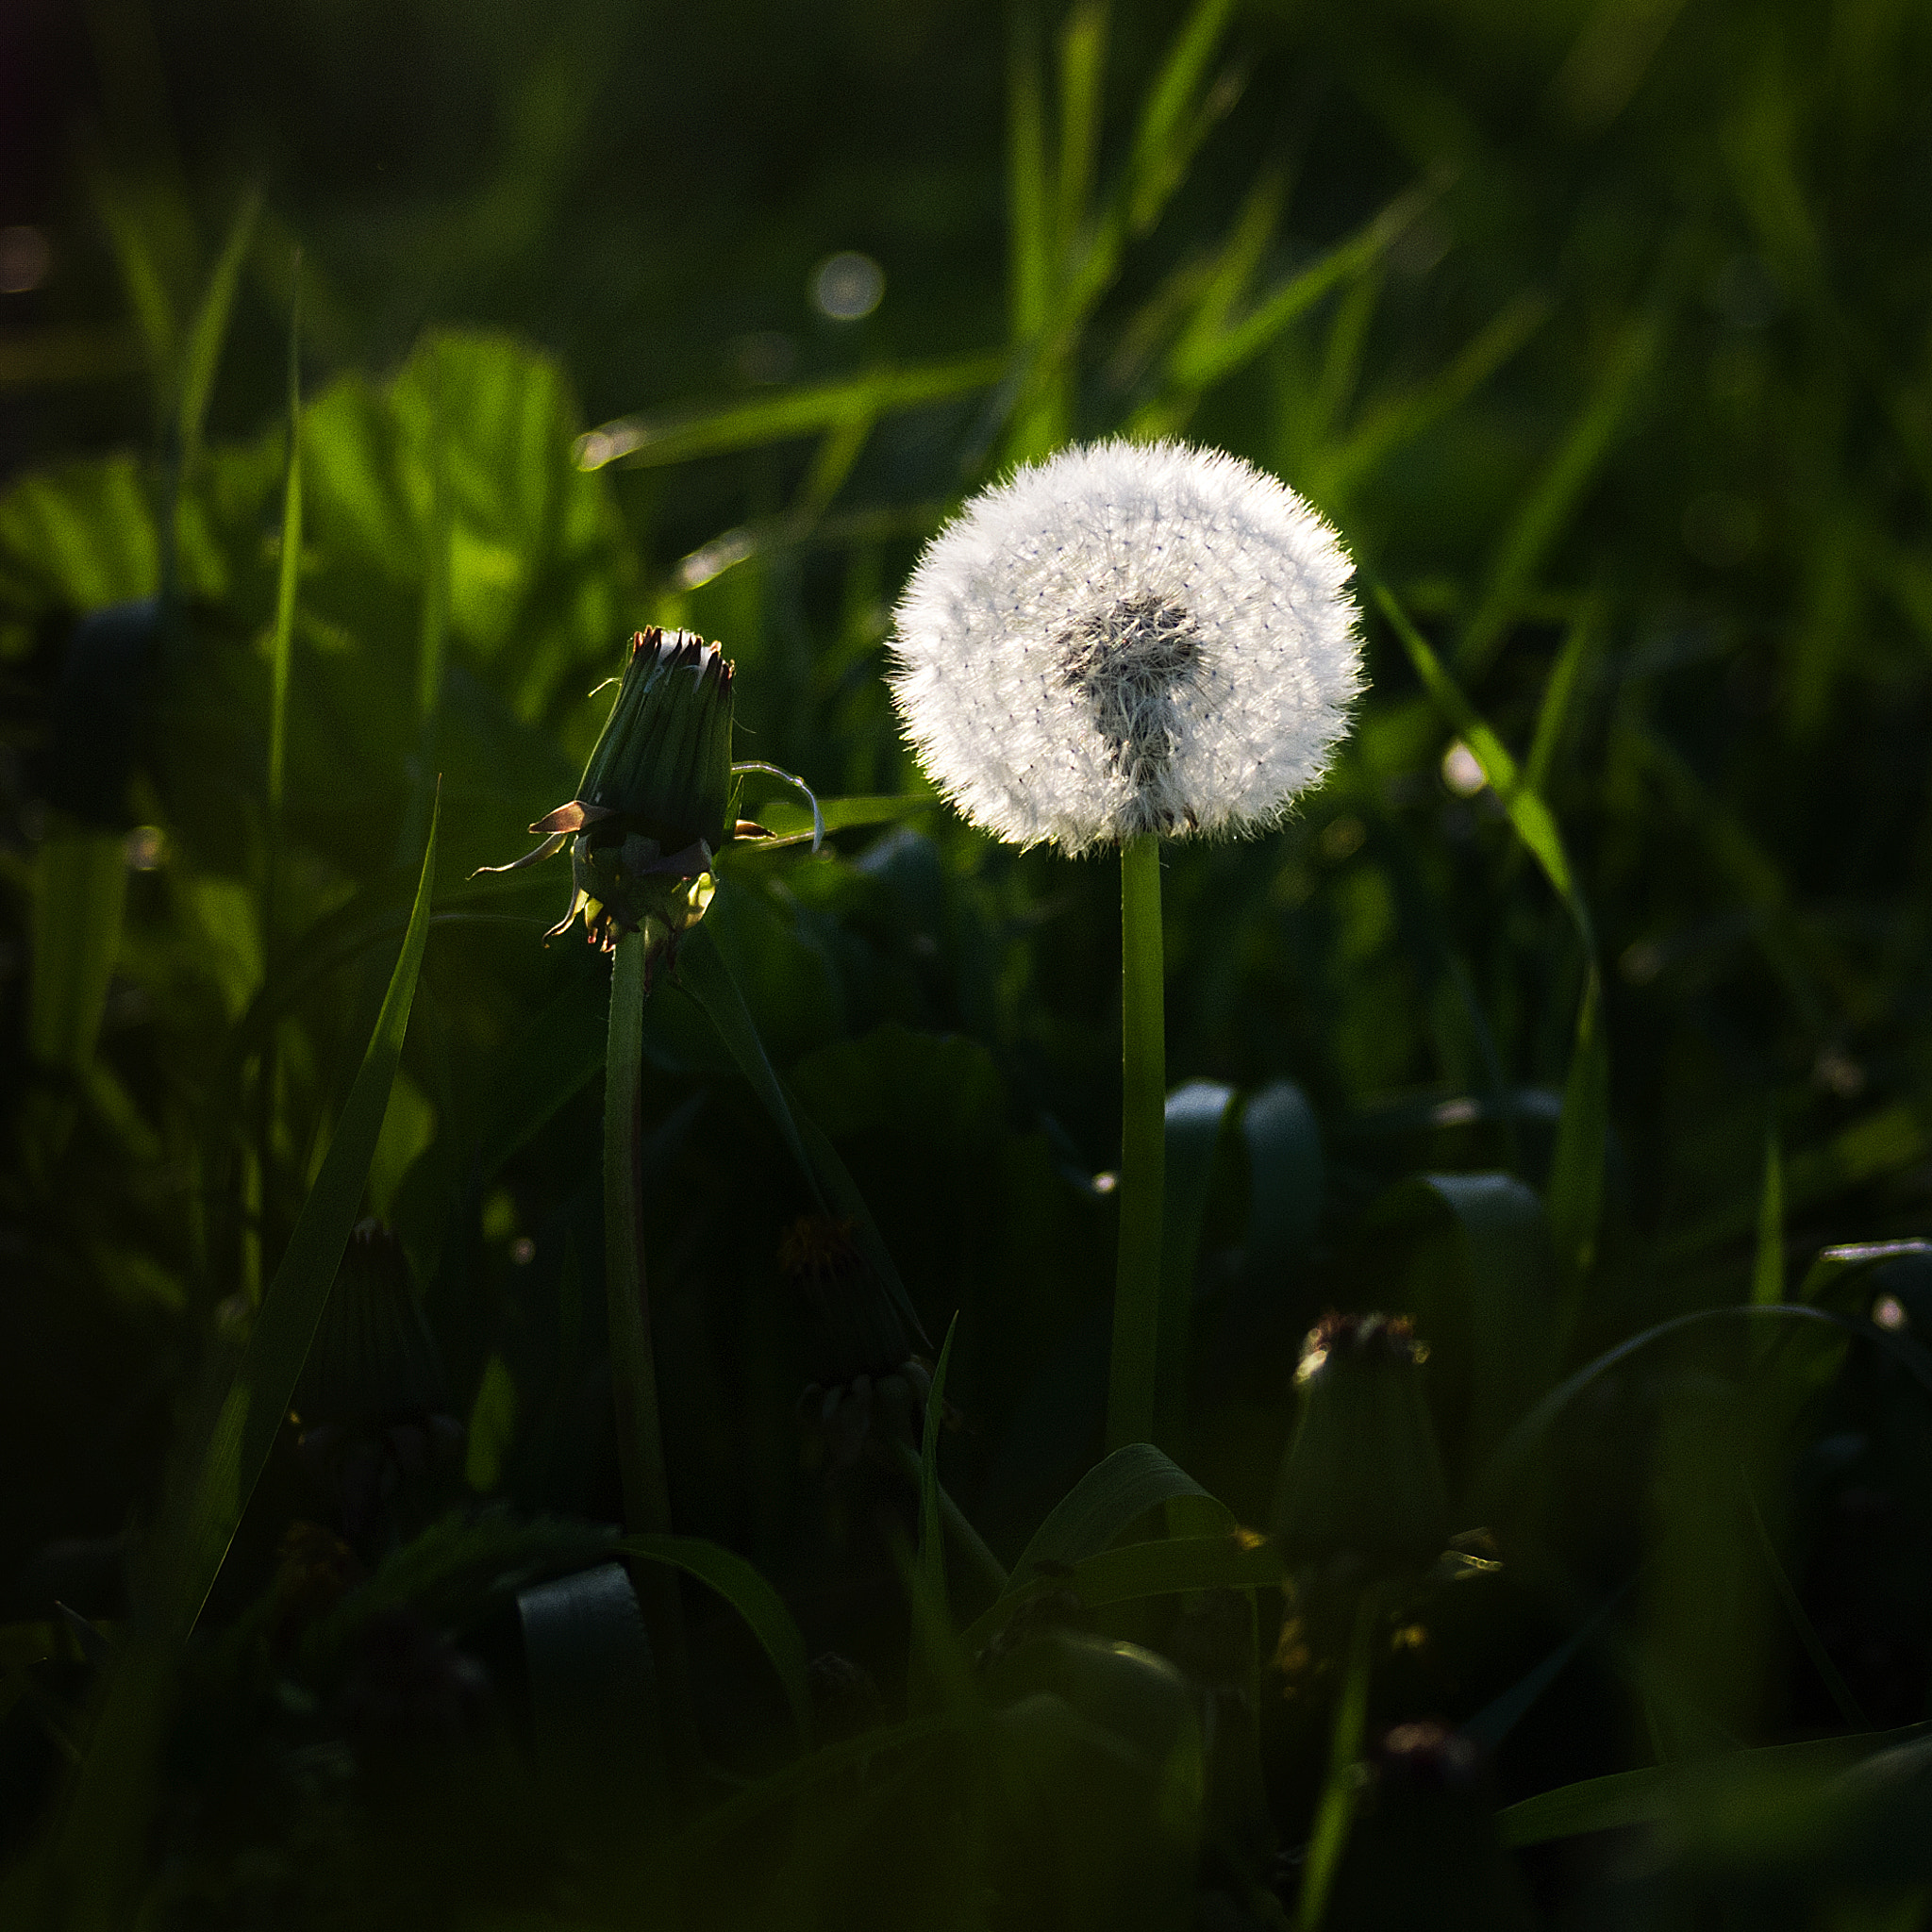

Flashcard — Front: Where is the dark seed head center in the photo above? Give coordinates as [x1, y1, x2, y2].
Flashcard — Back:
[1057, 592, 1202, 794]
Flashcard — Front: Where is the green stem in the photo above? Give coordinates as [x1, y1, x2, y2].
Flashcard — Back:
[1106, 831, 1167, 1454]
[1298, 1592, 1376, 1930]
[869, 1434, 1011, 1604]
[605, 929, 692, 1761]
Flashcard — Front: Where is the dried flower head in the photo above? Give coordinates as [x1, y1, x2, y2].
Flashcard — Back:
[890, 440, 1361, 854]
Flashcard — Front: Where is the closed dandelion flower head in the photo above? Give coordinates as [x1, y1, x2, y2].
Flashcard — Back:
[890, 440, 1362, 854]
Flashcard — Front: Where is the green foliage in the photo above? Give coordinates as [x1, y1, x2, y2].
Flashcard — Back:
[5, 0, 1932, 1924]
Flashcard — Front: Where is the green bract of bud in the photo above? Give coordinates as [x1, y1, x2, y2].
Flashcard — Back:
[293, 1220, 450, 1426]
[1271, 1312, 1451, 1579]
[481, 627, 737, 956]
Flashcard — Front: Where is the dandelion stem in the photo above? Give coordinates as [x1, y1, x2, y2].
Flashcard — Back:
[1107, 830, 1167, 1453]
[604, 928, 693, 1765]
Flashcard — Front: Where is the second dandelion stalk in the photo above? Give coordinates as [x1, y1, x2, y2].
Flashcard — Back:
[1107, 829, 1167, 1453]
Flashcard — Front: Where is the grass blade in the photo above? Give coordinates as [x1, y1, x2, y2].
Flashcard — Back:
[53, 797, 439, 1924]
[1298, 1596, 1374, 1929]
[28, 832, 128, 1076]
[1457, 312, 1660, 677]
[620, 1534, 815, 1750]
[174, 188, 260, 477]
[1125, 0, 1241, 235]
[1008, 7, 1054, 346]
[266, 260, 302, 825]
[1754, 1127, 1786, 1307]
[918, 1315, 960, 1624]
[1738, 1470, 1868, 1730]
[1380, 583, 1607, 1281]
[1010, 1442, 1220, 1584]
[575, 356, 1005, 472]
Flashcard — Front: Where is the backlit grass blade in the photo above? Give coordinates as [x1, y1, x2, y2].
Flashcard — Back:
[1166, 177, 1443, 396]
[918, 1316, 960, 1623]
[1473, 1302, 1932, 1515]
[1380, 583, 1607, 1282]
[1297, 1597, 1374, 1930]
[266, 259, 303, 825]
[1457, 312, 1660, 676]
[1125, 0, 1241, 235]
[1010, 1442, 1222, 1585]
[575, 356, 1005, 471]
[28, 833, 127, 1077]
[1739, 1470, 1867, 1730]
[620, 1534, 815, 1750]
[1496, 1724, 1932, 1849]
[1008, 8, 1053, 347]
[1055, 1, 1109, 268]
[676, 913, 927, 1347]
[174, 189, 261, 478]
[53, 798, 438, 1924]
[1753, 1128, 1786, 1307]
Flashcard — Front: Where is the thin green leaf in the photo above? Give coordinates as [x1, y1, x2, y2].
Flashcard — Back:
[1056, 1, 1109, 268]
[1008, 7, 1054, 344]
[1010, 1442, 1217, 1585]
[676, 913, 929, 1348]
[1473, 1302, 1932, 1515]
[28, 832, 128, 1074]
[919, 1316, 960, 1624]
[1496, 1725, 1932, 1848]
[1380, 583, 1607, 1280]
[727, 790, 938, 852]
[1298, 1597, 1375, 1929]
[266, 260, 303, 823]
[620, 1534, 814, 1750]
[55, 801, 439, 1922]
[1126, 0, 1241, 234]
[1169, 176, 1443, 394]
[1462, 1575, 1634, 1753]
[175, 188, 261, 474]
[1457, 312, 1660, 676]
[1739, 1470, 1868, 1729]
[1753, 1127, 1786, 1307]
[576, 355, 1006, 471]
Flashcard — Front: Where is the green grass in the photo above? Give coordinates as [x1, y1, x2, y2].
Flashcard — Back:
[4, 0, 1932, 1925]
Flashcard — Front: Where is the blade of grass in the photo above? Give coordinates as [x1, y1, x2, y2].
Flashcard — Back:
[54, 798, 439, 1925]
[174, 187, 260, 479]
[1125, 0, 1241, 235]
[1753, 1127, 1785, 1307]
[619, 1534, 815, 1750]
[576, 356, 1006, 472]
[1737, 1469, 1868, 1730]
[918, 1316, 960, 1623]
[1008, 7, 1054, 348]
[1010, 1442, 1220, 1585]
[1380, 584, 1607, 1283]
[1055, 1, 1109, 268]
[1457, 312, 1660, 677]
[1298, 1595, 1375, 1930]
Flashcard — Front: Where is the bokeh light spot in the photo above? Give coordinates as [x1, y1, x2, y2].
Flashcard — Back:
[810, 251, 884, 322]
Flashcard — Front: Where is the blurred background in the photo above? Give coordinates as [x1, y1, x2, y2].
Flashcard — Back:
[3, 0, 1932, 1909]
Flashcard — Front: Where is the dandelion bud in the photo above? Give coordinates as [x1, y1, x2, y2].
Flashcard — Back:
[484, 627, 735, 954]
[784, 1215, 930, 1471]
[890, 441, 1360, 854]
[1272, 1313, 1451, 1580]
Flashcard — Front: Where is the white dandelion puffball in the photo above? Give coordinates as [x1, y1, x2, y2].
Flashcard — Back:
[890, 440, 1362, 855]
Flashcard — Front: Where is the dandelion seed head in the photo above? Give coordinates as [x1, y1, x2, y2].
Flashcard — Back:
[890, 440, 1362, 852]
